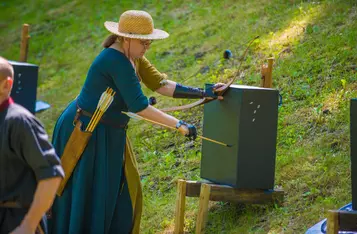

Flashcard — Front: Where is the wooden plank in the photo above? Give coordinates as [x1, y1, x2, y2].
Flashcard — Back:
[196, 183, 211, 234]
[337, 210, 357, 231]
[327, 210, 339, 234]
[20, 24, 30, 62]
[174, 179, 187, 234]
[185, 181, 284, 204]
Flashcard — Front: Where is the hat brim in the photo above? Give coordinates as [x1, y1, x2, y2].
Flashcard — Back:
[104, 21, 169, 40]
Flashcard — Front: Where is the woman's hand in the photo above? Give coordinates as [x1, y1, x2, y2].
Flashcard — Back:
[212, 82, 226, 93]
[205, 83, 226, 100]
[177, 122, 197, 140]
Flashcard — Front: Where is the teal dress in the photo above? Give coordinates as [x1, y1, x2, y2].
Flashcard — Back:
[49, 48, 149, 234]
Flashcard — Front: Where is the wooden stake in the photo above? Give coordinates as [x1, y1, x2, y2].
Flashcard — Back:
[174, 180, 187, 234]
[260, 57, 274, 88]
[20, 24, 30, 62]
[195, 183, 211, 234]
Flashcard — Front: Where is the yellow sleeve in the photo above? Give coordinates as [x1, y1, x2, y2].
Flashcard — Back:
[135, 56, 167, 91]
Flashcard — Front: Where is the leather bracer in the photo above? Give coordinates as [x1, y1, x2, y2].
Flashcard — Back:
[173, 83, 215, 99]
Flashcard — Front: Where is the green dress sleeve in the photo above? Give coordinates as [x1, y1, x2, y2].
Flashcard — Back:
[108, 55, 149, 113]
[135, 56, 167, 91]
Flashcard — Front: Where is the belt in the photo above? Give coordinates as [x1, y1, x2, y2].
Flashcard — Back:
[0, 202, 45, 234]
[0, 201, 22, 208]
[75, 103, 128, 130]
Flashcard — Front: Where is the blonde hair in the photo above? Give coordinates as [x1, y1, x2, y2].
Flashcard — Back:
[0, 56, 14, 80]
[102, 34, 124, 48]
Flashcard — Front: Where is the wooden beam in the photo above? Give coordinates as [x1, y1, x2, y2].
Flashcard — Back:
[337, 210, 357, 231]
[174, 179, 187, 234]
[195, 183, 211, 234]
[327, 210, 339, 234]
[184, 181, 284, 205]
[20, 24, 30, 62]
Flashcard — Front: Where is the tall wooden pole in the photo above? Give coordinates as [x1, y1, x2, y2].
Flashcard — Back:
[20, 24, 30, 62]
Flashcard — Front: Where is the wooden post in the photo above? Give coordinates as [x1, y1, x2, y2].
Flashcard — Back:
[327, 210, 339, 234]
[20, 24, 30, 62]
[195, 183, 211, 234]
[174, 180, 187, 234]
[261, 57, 274, 88]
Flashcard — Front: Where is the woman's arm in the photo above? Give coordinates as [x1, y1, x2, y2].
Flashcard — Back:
[137, 105, 196, 138]
[155, 80, 176, 97]
[136, 57, 224, 98]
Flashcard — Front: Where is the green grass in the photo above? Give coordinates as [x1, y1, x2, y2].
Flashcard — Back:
[1, 0, 357, 233]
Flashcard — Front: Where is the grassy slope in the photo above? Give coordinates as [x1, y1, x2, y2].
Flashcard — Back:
[1, 0, 357, 233]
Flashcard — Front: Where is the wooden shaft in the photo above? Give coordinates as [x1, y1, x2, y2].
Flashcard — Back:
[122, 112, 230, 147]
[86, 89, 114, 132]
[20, 24, 30, 62]
[89, 92, 111, 131]
[88, 110, 103, 132]
[327, 210, 339, 234]
[199, 136, 229, 147]
[86, 89, 108, 131]
[132, 114, 176, 130]
[88, 91, 114, 131]
[174, 180, 187, 234]
[87, 104, 104, 132]
[86, 108, 101, 131]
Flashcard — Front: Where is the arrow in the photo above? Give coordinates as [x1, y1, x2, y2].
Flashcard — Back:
[122, 111, 232, 147]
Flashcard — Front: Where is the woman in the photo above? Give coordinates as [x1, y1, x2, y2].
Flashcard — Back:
[50, 10, 223, 234]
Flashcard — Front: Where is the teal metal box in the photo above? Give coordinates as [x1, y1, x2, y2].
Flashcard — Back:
[200, 85, 279, 189]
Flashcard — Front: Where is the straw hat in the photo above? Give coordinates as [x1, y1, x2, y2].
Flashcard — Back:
[104, 10, 169, 40]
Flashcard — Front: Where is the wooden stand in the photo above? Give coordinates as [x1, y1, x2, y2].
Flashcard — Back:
[327, 210, 357, 234]
[174, 180, 284, 234]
